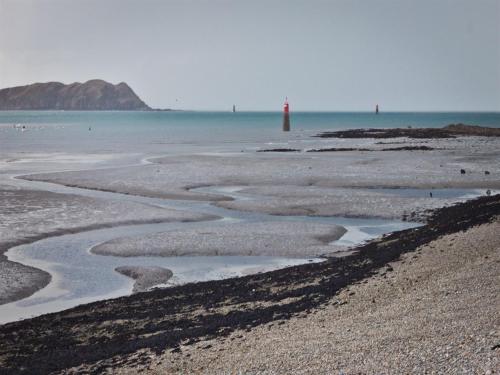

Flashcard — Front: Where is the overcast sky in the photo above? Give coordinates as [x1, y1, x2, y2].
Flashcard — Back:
[0, 0, 499, 111]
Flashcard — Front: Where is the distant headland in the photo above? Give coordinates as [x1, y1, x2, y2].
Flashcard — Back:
[0, 79, 164, 111]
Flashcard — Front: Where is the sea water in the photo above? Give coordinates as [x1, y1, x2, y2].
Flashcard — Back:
[1, 111, 499, 154]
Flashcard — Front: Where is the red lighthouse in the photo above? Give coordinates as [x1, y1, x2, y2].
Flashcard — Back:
[283, 97, 290, 131]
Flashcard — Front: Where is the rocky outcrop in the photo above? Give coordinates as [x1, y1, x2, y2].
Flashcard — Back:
[0, 79, 151, 110]
[315, 124, 500, 139]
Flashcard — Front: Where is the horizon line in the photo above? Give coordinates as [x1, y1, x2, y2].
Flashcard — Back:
[1, 109, 500, 114]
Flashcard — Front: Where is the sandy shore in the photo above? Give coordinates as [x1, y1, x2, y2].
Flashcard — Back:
[0, 194, 497, 374]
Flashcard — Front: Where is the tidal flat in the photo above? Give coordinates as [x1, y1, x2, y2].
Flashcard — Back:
[0, 127, 499, 373]
[1, 133, 499, 311]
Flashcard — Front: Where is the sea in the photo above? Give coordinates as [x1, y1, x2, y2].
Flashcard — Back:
[1, 111, 500, 154]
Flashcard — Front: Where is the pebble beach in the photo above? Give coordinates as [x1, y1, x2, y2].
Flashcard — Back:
[143, 219, 499, 374]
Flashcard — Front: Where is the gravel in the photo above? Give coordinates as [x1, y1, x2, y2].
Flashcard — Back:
[138, 219, 500, 374]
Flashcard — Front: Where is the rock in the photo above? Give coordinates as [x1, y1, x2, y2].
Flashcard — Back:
[307, 147, 370, 152]
[314, 124, 500, 138]
[257, 148, 300, 152]
[306, 146, 435, 152]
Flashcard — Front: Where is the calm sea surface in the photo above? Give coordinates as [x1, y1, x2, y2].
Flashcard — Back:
[1, 111, 499, 154]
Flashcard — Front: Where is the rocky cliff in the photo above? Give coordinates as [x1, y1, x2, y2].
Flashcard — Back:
[0, 80, 151, 110]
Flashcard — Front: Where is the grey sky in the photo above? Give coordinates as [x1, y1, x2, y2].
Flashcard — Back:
[0, 0, 499, 111]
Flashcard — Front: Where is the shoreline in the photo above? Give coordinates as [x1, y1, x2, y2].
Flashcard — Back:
[153, 213, 499, 374]
[0, 194, 498, 374]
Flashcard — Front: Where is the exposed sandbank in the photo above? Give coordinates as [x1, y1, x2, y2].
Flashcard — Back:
[115, 266, 174, 293]
[92, 222, 347, 258]
[214, 185, 486, 221]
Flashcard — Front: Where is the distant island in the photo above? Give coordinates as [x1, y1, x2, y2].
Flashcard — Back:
[0, 79, 157, 111]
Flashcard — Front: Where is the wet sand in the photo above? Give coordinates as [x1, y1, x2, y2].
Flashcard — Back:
[0, 185, 216, 304]
[214, 185, 485, 221]
[115, 266, 174, 293]
[23, 135, 500, 218]
[1, 134, 499, 304]
[92, 221, 347, 258]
